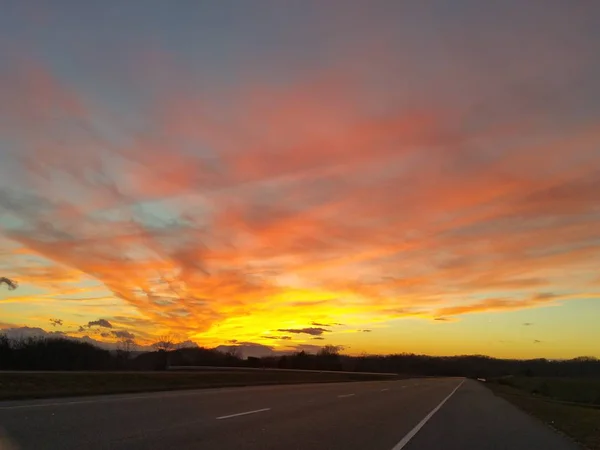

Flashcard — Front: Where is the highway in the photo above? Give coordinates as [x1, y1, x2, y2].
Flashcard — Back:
[0, 378, 580, 450]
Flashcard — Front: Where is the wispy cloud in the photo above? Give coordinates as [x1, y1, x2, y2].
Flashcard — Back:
[87, 319, 112, 329]
[0, 2, 599, 351]
[112, 330, 134, 339]
[264, 335, 292, 340]
[277, 327, 331, 336]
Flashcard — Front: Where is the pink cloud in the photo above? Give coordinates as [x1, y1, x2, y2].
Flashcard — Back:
[0, 44, 599, 345]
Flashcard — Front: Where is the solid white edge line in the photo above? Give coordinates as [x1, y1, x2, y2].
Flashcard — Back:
[337, 394, 355, 398]
[391, 379, 465, 450]
[216, 408, 271, 420]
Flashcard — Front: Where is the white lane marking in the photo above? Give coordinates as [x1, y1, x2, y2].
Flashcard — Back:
[381, 388, 390, 392]
[337, 394, 355, 398]
[0, 380, 370, 411]
[391, 379, 464, 450]
[0, 386, 273, 410]
[216, 408, 270, 420]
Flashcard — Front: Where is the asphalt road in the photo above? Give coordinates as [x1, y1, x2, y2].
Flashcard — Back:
[0, 378, 580, 450]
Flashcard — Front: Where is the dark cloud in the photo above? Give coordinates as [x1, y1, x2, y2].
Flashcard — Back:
[434, 317, 450, 321]
[523, 322, 534, 326]
[87, 319, 112, 328]
[360, 329, 372, 332]
[264, 335, 292, 340]
[49, 318, 63, 327]
[533, 339, 542, 344]
[277, 327, 330, 336]
[312, 337, 325, 340]
[0, 277, 18, 290]
[101, 332, 111, 338]
[311, 322, 343, 327]
[112, 330, 135, 339]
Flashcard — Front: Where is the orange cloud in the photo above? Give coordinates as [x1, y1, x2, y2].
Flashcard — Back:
[431, 292, 599, 317]
[1, 51, 599, 348]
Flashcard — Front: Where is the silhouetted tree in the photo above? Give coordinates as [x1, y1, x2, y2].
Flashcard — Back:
[152, 335, 177, 370]
[0, 334, 12, 368]
[319, 345, 341, 357]
[2, 331, 600, 378]
[116, 337, 136, 360]
[224, 346, 242, 360]
[247, 356, 261, 368]
[1, 337, 113, 370]
[152, 335, 175, 352]
[317, 345, 342, 370]
[277, 355, 289, 369]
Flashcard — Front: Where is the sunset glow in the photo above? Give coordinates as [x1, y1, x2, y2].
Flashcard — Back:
[1, 1, 599, 359]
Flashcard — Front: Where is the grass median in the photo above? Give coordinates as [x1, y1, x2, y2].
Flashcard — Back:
[486, 377, 600, 450]
[0, 370, 397, 401]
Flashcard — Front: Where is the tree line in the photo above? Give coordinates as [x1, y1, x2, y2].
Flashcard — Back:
[3, 278, 598, 377]
[1, 334, 599, 378]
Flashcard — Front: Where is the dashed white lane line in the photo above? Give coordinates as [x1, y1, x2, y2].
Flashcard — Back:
[337, 394, 355, 398]
[391, 379, 465, 450]
[216, 408, 271, 420]
[381, 388, 390, 392]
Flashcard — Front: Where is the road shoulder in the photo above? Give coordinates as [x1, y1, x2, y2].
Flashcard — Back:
[402, 379, 580, 450]
[487, 382, 600, 450]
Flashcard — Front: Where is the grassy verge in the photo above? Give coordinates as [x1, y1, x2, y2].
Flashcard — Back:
[486, 380, 600, 450]
[492, 376, 600, 405]
[0, 370, 396, 401]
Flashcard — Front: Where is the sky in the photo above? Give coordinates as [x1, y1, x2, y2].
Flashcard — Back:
[1, 0, 599, 359]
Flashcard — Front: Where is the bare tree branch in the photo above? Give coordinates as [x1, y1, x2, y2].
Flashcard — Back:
[152, 334, 176, 352]
[116, 337, 136, 359]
